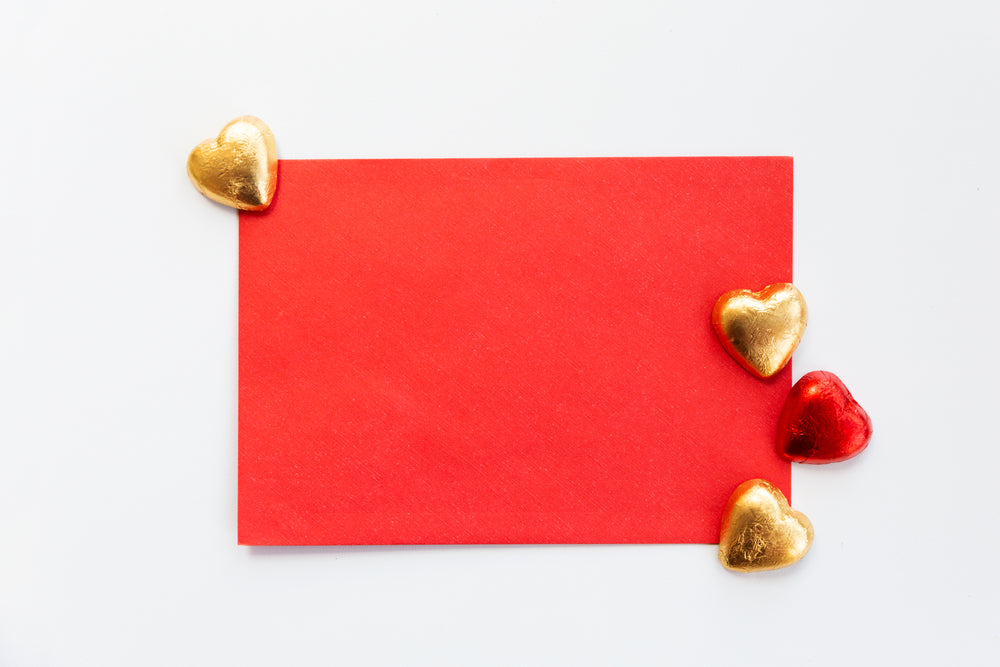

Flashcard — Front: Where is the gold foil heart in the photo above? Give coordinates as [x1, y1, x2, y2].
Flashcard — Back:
[719, 479, 813, 572]
[711, 283, 808, 378]
[187, 116, 277, 211]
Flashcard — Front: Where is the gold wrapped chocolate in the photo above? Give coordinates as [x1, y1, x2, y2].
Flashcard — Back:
[719, 479, 813, 572]
[187, 116, 277, 211]
[711, 283, 807, 379]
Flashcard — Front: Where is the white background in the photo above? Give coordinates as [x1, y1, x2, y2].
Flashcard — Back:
[2, 1, 998, 664]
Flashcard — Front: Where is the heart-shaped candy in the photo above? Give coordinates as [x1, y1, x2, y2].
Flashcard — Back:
[187, 116, 277, 211]
[777, 370, 872, 464]
[719, 479, 813, 572]
[711, 283, 808, 378]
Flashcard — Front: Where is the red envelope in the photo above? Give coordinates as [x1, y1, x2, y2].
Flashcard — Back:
[239, 157, 792, 545]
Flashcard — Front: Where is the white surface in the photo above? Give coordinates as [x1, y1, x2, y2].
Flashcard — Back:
[2, 1, 998, 664]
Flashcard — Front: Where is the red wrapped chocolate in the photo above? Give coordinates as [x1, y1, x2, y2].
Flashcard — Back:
[776, 371, 872, 464]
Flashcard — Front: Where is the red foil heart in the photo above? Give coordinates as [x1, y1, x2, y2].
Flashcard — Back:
[777, 371, 873, 464]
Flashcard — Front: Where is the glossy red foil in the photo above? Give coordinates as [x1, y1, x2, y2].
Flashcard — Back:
[777, 371, 872, 464]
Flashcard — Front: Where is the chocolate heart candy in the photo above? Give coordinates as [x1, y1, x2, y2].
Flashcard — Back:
[712, 283, 808, 379]
[188, 116, 277, 211]
[777, 370, 872, 464]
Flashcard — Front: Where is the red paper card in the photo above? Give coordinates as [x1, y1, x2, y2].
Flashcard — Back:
[239, 157, 792, 545]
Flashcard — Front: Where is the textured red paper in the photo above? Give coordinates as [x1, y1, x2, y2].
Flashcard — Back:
[239, 157, 792, 545]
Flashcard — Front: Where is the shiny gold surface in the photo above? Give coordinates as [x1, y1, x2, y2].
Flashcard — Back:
[711, 283, 808, 379]
[187, 116, 277, 211]
[719, 479, 813, 572]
